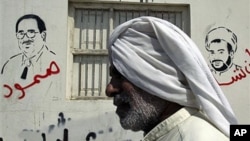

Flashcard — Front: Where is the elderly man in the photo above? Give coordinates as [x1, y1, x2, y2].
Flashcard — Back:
[106, 17, 237, 141]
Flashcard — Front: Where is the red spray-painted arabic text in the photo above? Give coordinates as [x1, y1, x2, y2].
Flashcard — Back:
[3, 61, 60, 99]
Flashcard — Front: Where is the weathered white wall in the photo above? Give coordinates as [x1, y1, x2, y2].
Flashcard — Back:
[0, 0, 143, 140]
[0, 0, 249, 140]
[186, 0, 250, 124]
[152, 0, 250, 124]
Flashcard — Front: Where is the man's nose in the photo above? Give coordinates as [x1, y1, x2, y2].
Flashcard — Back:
[105, 80, 121, 97]
[22, 33, 30, 40]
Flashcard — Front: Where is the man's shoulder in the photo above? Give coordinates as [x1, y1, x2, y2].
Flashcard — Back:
[177, 113, 229, 141]
[1, 53, 22, 74]
[43, 45, 56, 55]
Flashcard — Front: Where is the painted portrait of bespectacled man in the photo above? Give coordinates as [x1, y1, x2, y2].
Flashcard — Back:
[205, 27, 241, 82]
[1, 14, 56, 82]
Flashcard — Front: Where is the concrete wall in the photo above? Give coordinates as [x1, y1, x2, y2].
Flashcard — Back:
[0, 0, 249, 140]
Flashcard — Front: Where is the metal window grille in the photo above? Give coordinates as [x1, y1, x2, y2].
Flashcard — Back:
[71, 3, 189, 99]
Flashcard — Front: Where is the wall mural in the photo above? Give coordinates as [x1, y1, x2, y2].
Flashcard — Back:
[205, 27, 250, 86]
[1, 14, 60, 99]
[0, 14, 136, 141]
[3, 14, 249, 141]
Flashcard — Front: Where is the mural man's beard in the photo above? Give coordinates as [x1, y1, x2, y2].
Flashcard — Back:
[211, 56, 232, 72]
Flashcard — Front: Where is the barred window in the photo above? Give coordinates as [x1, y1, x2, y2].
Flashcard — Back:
[68, 2, 190, 99]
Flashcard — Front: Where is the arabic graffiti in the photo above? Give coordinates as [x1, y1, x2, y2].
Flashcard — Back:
[218, 48, 250, 86]
[58, 112, 67, 127]
[86, 132, 97, 141]
[44, 128, 68, 141]
[246, 48, 250, 56]
[19, 112, 134, 141]
[22, 125, 132, 141]
[3, 61, 60, 99]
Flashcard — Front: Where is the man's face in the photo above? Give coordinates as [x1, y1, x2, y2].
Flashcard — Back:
[17, 19, 44, 57]
[208, 41, 233, 72]
[106, 66, 167, 132]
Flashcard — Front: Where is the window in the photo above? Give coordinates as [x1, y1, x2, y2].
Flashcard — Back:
[68, 2, 190, 99]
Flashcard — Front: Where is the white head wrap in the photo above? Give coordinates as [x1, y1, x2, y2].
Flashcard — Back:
[205, 27, 237, 52]
[108, 16, 237, 136]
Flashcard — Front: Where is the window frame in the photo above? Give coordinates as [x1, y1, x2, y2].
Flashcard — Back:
[67, 2, 190, 100]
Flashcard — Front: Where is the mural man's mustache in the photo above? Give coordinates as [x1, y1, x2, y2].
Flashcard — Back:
[212, 59, 223, 63]
[22, 40, 33, 45]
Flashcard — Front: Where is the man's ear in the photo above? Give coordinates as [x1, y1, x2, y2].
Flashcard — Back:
[229, 51, 234, 59]
[41, 31, 46, 41]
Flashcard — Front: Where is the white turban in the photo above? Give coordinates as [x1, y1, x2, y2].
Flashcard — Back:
[108, 16, 237, 136]
[205, 27, 237, 52]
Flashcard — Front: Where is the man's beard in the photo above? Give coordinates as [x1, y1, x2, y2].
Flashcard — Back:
[114, 88, 166, 132]
[211, 56, 232, 72]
